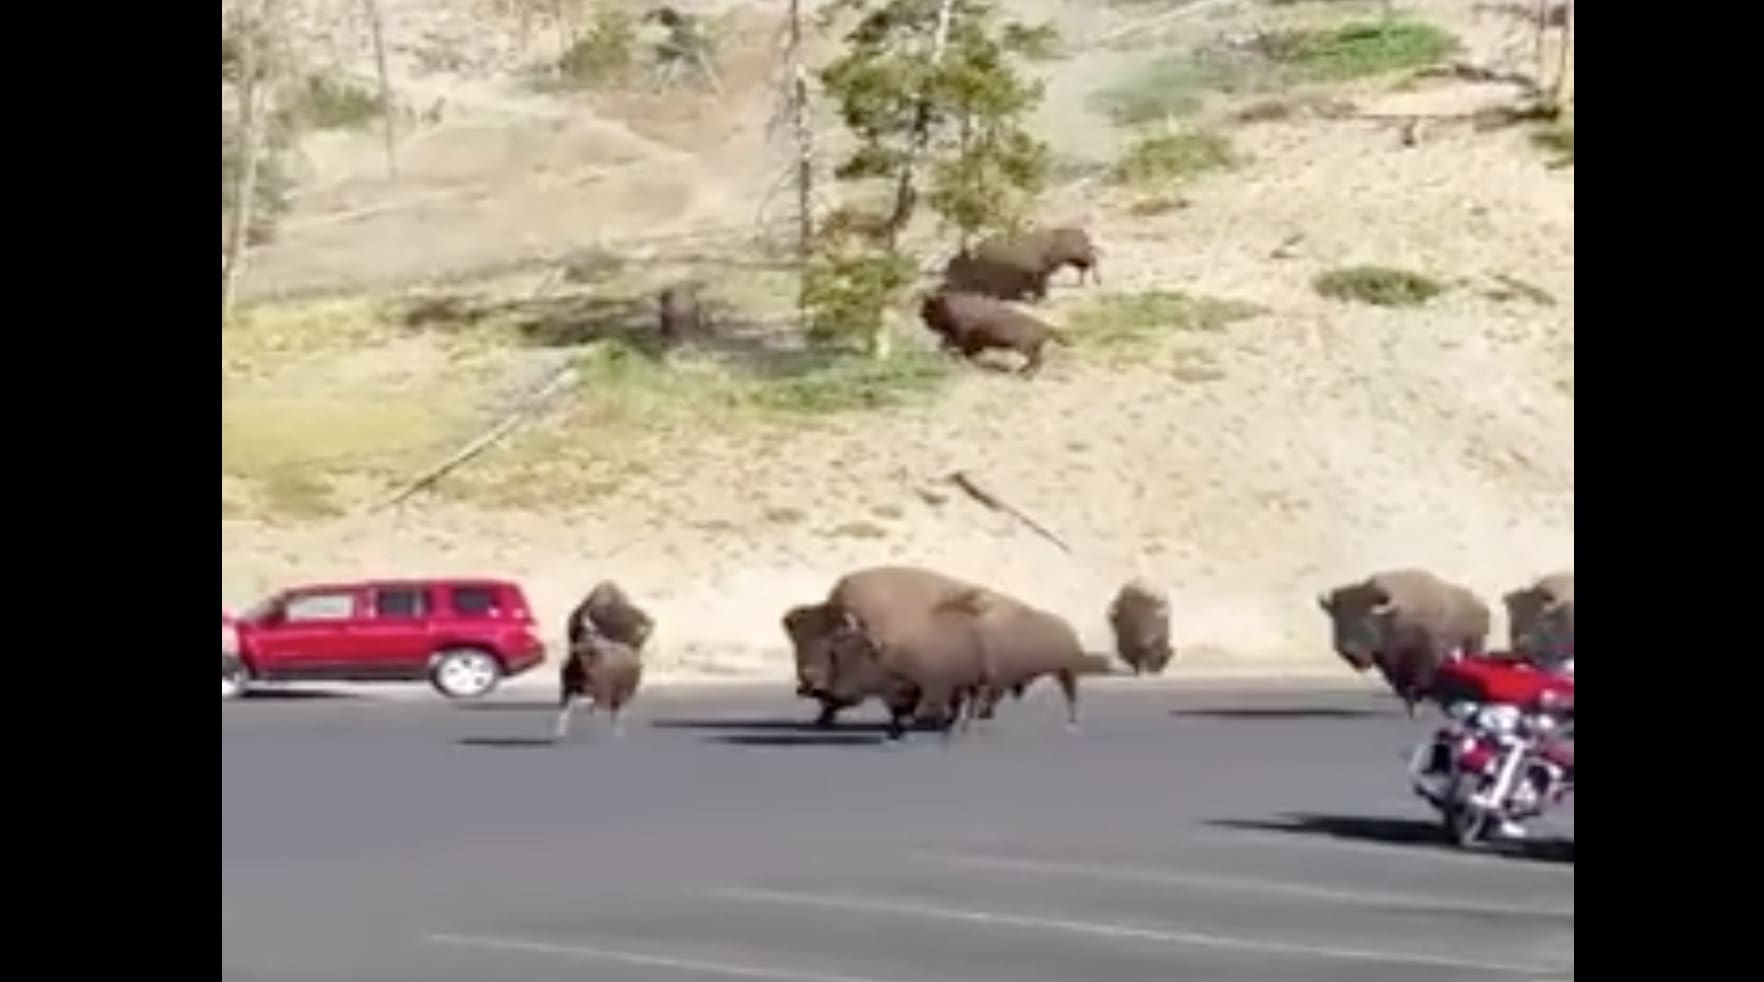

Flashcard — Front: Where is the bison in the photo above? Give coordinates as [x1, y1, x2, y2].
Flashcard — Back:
[956, 593, 1115, 731]
[941, 226, 1101, 302]
[1317, 569, 1491, 716]
[553, 634, 643, 740]
[792, 566, 993, 740]
[567, 580, 655, 652]
[657, 283, 707, 343]
[1503, 572, 1574, 671]
[920, 290, 1070, 377]
[1108, 578, 1175, 676]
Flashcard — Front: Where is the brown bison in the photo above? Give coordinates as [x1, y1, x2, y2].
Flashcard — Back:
[942, 226, 1101, 302]
[1109, 578, 1175, 676]
[553, 634, 643, 740]
[567, 580, 655, 652]
[657, 283, 707, 343]
[1317, 569, 1491, 716]
[1503, 572, 1574, 670]
[957, 594, 1115, 730]
[792, 565, 995, 740]
[920, 290, 1070, 377]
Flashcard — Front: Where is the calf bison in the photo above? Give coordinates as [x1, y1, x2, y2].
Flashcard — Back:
[1503, 572, 1574, 670]
[920, 290, 1070, 377]
[553, 634, 643, 740]
[1108, 578, 1175, 676]
[567, 580, 655, 652]
[941, 226, 1101, 302]
[1317, 569, 1490, 716]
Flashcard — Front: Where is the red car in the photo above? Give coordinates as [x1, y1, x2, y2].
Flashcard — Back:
[221, 578, 547, 700]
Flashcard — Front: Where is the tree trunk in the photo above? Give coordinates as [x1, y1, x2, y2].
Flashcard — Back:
[363, 0, 398, 179]
[1552, 1, 1572, 107]
[222, 0, 280, 322]
[1532, 0, 1549, 91]
[787, 0, 814, 331]
[884, 0, 956, 251]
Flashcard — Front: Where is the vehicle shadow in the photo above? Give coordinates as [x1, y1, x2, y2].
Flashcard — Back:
[1208, 812, 1575, 865]
[1171, 707, 1384, 720]
[239, 688, 360, 701]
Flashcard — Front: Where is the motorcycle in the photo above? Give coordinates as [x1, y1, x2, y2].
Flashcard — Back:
[1407, 656, 1575, 848]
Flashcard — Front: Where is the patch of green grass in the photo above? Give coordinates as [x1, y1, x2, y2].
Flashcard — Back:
[1068, 290, 1264, 348]
[743, 348, 952, 415]
[1112, 130, 1238, 185]
[1261, 20, 1458, 82]
[255, 469, 342, 519]
[292, 73, 384, 130]
[557, 6, 639, 87]
[1093, 19, 1455, 126]
[1314, 266, 1446, 306]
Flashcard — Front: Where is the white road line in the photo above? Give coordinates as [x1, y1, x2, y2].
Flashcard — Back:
[706, 887, 1568, 977]
[916, 853, 1575, 920]
[425, 932, 943, 982]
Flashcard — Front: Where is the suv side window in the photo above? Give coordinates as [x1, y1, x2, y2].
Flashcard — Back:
[451, 586, 502, 617]
[373, 587, 431, 619]
[283, 592, 356, 623]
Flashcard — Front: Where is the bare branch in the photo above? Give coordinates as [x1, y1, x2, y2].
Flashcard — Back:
[947, 470, 1071, 555]
[362, 0, 399, 179]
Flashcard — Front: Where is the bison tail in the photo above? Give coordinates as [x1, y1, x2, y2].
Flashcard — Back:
[1077, 653, 1117, 676]
[1048, 328, 1074, 347]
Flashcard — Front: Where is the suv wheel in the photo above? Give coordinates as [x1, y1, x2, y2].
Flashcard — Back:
[429, 648, 503, 699]
[222, 655, 250, 701]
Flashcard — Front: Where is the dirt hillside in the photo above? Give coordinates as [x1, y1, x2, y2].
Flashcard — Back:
[222, 0, 1574, 679]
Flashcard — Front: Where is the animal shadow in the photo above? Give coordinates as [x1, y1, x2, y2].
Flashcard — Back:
[650, 716, 900, 734]
[1209, 812, 1574, 865]
[708, 732, 886, 748]
[1172, 707, 1383, 720]
[455, 736, 560, 749]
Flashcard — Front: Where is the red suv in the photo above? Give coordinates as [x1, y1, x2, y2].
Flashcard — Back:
[221, 578, 547, 700]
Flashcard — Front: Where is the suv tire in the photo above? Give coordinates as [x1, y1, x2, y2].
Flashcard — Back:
[429, 648, 503, 699]
[222, 654, 250, 701]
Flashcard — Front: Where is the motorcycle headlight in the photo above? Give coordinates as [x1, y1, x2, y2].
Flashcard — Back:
[1478, 705, 1521, 733]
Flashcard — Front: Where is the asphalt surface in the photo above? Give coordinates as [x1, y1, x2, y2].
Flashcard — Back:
[221, 683, 1574, 982]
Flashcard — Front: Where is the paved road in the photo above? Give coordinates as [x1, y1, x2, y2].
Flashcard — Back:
[222, 684, 1573, 982]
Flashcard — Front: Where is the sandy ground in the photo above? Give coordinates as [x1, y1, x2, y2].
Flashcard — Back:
[222, 0, 1574, 677]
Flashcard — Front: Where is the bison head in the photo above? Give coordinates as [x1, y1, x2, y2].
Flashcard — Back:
[1045, 228, 1100, 283]
[782, 603, 875, 699]
[1317, 580, 1397, 671]
[1503, 576, 1574, 669]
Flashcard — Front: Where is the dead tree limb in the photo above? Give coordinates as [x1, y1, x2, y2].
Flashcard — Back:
[1552, 1, 1572, 107]
[362, 0, 399, 179]
[947, 469, 1071, 554]
[372, 366, 579, 511]
[787, 0, 814, 329]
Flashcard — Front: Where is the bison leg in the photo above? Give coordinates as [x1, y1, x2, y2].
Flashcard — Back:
[1055, 669, 1081, 734]
[1020, 342, 1045, 378]
[813, 700, 842, 728]
[552, 694, 580, 741]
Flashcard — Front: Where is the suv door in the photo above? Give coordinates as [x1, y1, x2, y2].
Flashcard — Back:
[354, 585, 437, 678]
[249, 589, 363, 679]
